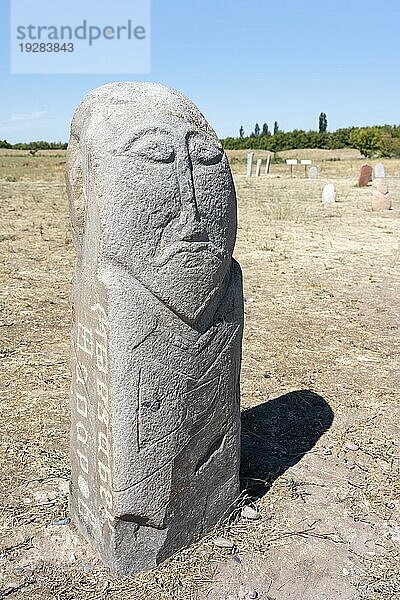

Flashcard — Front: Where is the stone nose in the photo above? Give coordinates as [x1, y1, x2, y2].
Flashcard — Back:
[176, 152, 208, 242]
[180, 219, 209, 243]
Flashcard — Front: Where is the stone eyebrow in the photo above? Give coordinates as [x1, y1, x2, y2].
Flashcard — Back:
[124, 127, 171, 140]
[117, 128, 173, 152]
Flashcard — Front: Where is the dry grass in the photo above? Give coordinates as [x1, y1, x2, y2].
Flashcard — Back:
[0, 151, 399, 599]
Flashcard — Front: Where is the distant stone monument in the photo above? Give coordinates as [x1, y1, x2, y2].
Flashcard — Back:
[255, 158, 262, 177]
[358, 164, 373, 186]
[322, 183, 336, 203]
[308, 166, 318, 179]
[247, 152, 254, 177]
[371, 178, 392, 211]
[66, 82, 244, 578]
[374, 163, 385, 179]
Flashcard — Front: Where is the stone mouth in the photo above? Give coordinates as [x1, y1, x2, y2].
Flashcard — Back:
[153, 241, 222, 267]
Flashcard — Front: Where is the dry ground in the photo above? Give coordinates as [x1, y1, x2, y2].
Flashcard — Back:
[0, 150, 399, 599]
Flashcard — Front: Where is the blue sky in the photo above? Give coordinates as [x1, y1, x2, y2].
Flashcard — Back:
[1, 0, 399, 143]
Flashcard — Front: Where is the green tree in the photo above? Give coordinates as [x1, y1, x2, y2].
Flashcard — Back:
[254, 123, 260, 137]
[319, 112, 328, 133]
[273, 121, 279, 135]
[239, 126, 244, 138]
[262, 123, 270, 136]
[349, 127, 382, 158]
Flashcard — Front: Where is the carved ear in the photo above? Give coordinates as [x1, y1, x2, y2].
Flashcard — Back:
[66, 134, 85, 253]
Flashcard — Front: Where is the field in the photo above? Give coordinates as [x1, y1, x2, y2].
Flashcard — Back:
[0, 149, 399, 599]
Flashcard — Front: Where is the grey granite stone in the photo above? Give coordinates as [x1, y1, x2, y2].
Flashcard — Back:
[322, 183, 336, 203]
[373, 163, 385, 179]
[246, 152, 254, 177]
[308, 166, 318, 179]
[66, 82, 243, 577]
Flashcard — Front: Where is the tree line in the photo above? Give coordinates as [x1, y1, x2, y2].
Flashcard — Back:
[0, 140, 67, 150]
[2, 114, 400, 159]
[224, 113, 400, 158]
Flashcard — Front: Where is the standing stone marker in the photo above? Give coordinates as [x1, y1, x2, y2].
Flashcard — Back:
[255, 158, 262, 177]
[247, 152, 254, 177]
[371, 178, 392, 211]
[374, 162, 385, 178]
[358, 164, 373, 186]
[322, 183, 336, 203]
[308, 166, 318, 179]
[66, 82, 244, 577]
[265, 154, 271, 175]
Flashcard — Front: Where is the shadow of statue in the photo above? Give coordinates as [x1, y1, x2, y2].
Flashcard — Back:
[240, 389, 334, 498]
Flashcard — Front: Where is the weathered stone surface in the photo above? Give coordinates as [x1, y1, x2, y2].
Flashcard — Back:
[265, 155, 271, 175]
[322, 183, 336, 203]
[66, 82, 243, 577]
[372, 179, 388, 195]
[373, 162, 385, 178]
[371, 178, 392, 211]
[358, 164, 373, 187]
[246, 152, 254, 177]
[308, 166, 318, 179]
[255, 159, 262, 177]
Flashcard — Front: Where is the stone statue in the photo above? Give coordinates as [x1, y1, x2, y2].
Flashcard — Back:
[66, 82, 244, 577]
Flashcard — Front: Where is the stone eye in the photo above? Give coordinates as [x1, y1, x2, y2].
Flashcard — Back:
[191, 139, 224, 166]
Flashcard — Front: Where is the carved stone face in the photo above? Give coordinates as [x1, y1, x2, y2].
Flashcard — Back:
[72, 83, 237, 322]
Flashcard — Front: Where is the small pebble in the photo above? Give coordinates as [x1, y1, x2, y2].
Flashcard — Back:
[345, 462, 355, 470]
[248, 590, 258, 599]
[342, 567, 350, 576]
[54, 517, 70, 526]
[83, 563, 92, 574]
[58, 479, 70, 494]
[34, 562, 44, 571]
[24, 568, 34, 578]
[212, 537, 235, 549]
[345, 441, 359, 451]
[14, 567, 24, 575]
[241, 505, 260, 520]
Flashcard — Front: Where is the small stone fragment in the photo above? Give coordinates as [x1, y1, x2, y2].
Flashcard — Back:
[14, 567, 24, 575]
[83, 563, 92, 574]
[345, 441, 359, 451]
[58, 479, 70, 495]
[241, 505, 260, 520]
[54, 517, 70, 526]
[248, 590, 258, 599]
[345, 462, 355, 470]
[212, 537, 235, 549]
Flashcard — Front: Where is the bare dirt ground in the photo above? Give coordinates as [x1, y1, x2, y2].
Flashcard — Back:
[0, 150, 399, 599]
